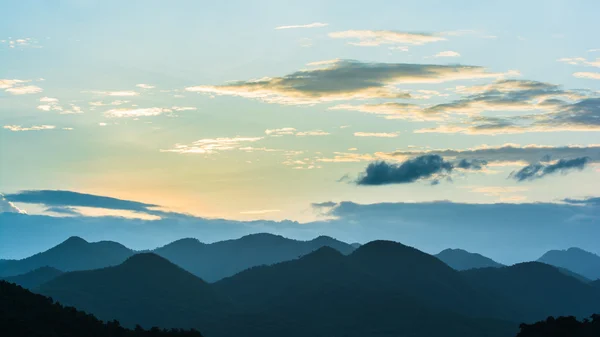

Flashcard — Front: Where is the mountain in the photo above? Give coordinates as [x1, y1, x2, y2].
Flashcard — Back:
[37, 253, 232, 334]
[436, 248, 505, 270]
[537, 247, 600, 280]
[592, 279, 600, 288]
[461, 262, 600, 322]
[1, 266, 63, 289]
[0, 236, 134, 277]
[516, 315, 600, 337]
[0, 280, 204, 337]
[153, 233, 356, 282]
[214, 245, 517, 337]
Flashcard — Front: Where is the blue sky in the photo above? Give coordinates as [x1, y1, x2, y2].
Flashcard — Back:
[1, 0, 600, 258]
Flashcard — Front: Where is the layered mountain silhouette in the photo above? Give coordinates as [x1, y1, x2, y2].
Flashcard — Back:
[537, 247, 600, 280]
[150, 233, 355, 281]
[0, 280, 204, 337]
[435, 248, 505, 270]
[37, 253, 232, 335]
[461, 262, 600, 321]
[0, 236, 134, 277]
[1, 266, 63, 289]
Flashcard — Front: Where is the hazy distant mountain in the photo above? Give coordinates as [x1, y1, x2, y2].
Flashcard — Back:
[153, 233, 356, 281]
[462, 262, 600, 321]
[537, 247, 600, 280]
[1, 266, 63, 289]
[435, 248, 505, 270]
[0, 280, 204, 337]
[350, 242, 362, 249]
[0, 236, 133, 277]
[37, 253, 232, 334]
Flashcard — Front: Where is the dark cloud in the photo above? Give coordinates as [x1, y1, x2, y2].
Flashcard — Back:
[356, 155, 455, 185]
[456, 158, 488, 170]
[186, 59, 506, 105]
[563, 197, 600, 206]
[4, 190, 158, 213]
[386, 144, 600, 165]
[511, 157, 590, 181]
[311, 201, 338, 208]
[45, 206, 82, 216]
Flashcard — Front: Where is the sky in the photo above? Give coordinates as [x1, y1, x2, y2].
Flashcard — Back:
[1, 0, 600, 261]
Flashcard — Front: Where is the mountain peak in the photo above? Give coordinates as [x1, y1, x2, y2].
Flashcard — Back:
[60, 236, 89, 246]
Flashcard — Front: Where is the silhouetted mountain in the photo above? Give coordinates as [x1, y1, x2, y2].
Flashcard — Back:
[516, 314, 600, 337]
[462, 262, 600, 322]
[37, 253, 232, 334]
[592, 279, 600, 288]
[350, 242, 361, 248]
[0, 280, 204, 337]
[153, 233, 356, 281]
[1, 266, 63, 289]
[538, 247, 600, 280]
[436, 248, 505, 270]
[0, 236, 133, 277]
[215, 245, 517, 337]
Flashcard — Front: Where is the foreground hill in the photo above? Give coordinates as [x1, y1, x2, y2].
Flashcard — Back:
[37, 253, 232, 334]
[0, 280, 204, 337]
[537, 247, 600, 280]
[0, 236, 133, 277]
[153, 233, 356, 281]
[1, 266, 63, 289]
[516, 315, 600, 337]
[461, 262, 600, 321]
[436, 248, 505, 270]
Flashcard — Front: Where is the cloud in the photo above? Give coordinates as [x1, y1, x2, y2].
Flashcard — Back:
[87, 90, 139, 97]
[3, 190, 158, 213]
[435, 51, 461, 57]
[0, 79, 27, 89]
[37, 97, 84, 114]
[45, 206, 82, 216]
[185, 59, 513, 105]
[104, 107, 171, 118]
[356, 155, 459, 185]
[328, 102, 439, 121]
[275, 22, 328, 30]
[573, 72, 600, 80]
[455, 158, 488, 170]
[353, 132, 399, 138]
[510, 157, 590, 181]
[384, 144, 600, 165]
[329, 30, 445, 46]
[265, 128, 330, 136]
[558, 57, 600, 68]
[136, 84, 155, 89]
[3, 125, 56, 132]
[171, 106, 197, 111]
[161, 137, 263, 154]
[89, 100, 129, 106]
[311, 201, 338, 208]
[5, 85, 43, 95]
[0, 194, 27, 214]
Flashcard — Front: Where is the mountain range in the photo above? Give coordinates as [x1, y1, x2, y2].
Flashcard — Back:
[537, 247, 600, 280]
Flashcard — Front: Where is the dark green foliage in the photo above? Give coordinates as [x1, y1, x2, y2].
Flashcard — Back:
[1, 266, 63, 289]
[516, 315, 600, 337]
[436, 248, 505, 270]
[0, 280, 203, 337]
[154, 233, 355, 281]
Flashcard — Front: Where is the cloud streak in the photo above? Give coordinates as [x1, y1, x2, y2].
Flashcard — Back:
[329, 30, 445, 46]
[161, 137, 263, 154]
[275, 22, 328, 30]
[510, 157, 590, 181]
[3, 125, 56, 132]
[186, 59, 513, 105]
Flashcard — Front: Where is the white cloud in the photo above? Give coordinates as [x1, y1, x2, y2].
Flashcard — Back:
[354, 132, 399, 138]
[275, 22, 328, 30]
[5, 85, 43, 95]
[4, 125, 56, 132]
[171, 106, 197, 111]
[265, 127, 329, 136]
[40, 97, 58, 103]
[329, 30, 445, 46]
[89, 100, 129, 106]
[161, 137, 263, 154]
[435, 50, 461, 57]
[105, 107, 171, 118]
[573, 72, 600, 80]
[87, 90, 139, 97]
[136, 84, 155, 89]
[0, 79, 27, 89]
[239, 209, 281, 214]
[558, 57, 600, 68]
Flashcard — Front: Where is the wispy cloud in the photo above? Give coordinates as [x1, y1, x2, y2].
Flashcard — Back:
[558, 57, 600, 68]
[265, 127, 329, 136]
[186, 59, 514, 105]
[329, 103, 440, 121]
[105, 107, 171, 118]
[353, 132, 399, 138]
[87, 90, 139, 97]
[5, 85, 43, 95]
[573, 72, 600, 80]
[434, 50, 461, 57]
[3, 125, 56, 132]
[135, 84, 155, 89]
[275, 22, 328, 30]
[329, 30, 445, 46]
[510, 157, 590, 181]
[239, 209, 281, 214]
[161, 137, 263, 154]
